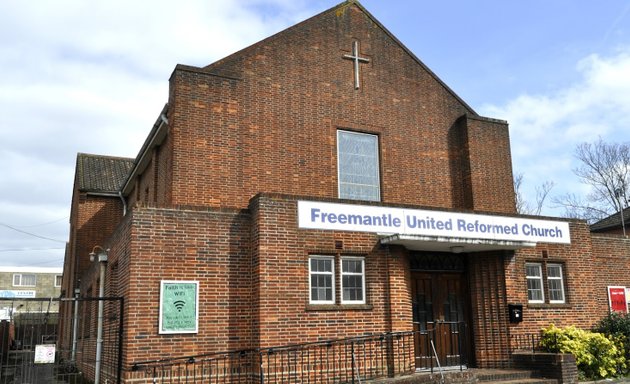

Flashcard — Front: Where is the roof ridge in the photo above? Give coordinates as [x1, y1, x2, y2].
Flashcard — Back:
[77, 152, 134, 162]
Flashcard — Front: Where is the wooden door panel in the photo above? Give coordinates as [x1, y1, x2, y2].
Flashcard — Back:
[412, 272, 469, 369]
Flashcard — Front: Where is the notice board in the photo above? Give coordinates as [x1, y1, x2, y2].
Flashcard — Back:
[608, 286, 628, 313]
[159, 280, 199, 334]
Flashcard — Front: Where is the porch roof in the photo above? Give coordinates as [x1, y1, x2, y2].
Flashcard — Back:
[379, 233, 536, 253]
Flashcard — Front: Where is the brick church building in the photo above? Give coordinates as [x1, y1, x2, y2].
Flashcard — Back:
[61, 1, 630, 382]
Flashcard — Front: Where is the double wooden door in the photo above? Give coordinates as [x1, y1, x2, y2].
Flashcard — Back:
[412, 272, 470, 369]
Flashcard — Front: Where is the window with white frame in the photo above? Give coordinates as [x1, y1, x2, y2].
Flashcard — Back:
[337, 130, 380, 202]
[13, 273, 37, 287]
[309, 256, 335, 304]
[525, 263, 544, 303]
[341, 257, 365, 304]
[55, 275, 63, 287]
[547, 264, 565, 303]
[526, 262, 567, 304]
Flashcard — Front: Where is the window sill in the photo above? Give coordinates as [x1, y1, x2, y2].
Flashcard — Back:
[306, 304, 373, 311]
[527, 303, 571, 309]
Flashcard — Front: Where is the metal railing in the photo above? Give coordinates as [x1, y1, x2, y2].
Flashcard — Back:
[414, 322, 468, 373]
[510, 332, 559, 354]
[132, 326, 468, 383]
[0, 296, 124, 384]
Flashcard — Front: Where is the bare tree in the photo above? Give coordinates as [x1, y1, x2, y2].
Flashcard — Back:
[533, 180, 555, 215]
[552, 192, 610, 223]
[553, 137, 630, 223]
[514, 172, 555, 215]
[514, 172, 528, 214]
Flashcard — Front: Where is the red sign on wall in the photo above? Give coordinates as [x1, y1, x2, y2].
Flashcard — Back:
[608, 286, 628, 313]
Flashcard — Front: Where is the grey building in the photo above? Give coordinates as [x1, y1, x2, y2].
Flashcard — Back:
[0, 267, 63, 320]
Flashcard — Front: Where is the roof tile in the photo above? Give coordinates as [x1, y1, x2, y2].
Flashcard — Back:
[77, 153, 134, 193]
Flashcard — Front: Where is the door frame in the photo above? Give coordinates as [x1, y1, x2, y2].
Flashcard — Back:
[409, 252, 473, 370]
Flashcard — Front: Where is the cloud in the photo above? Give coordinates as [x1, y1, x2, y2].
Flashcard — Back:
[0, 0, 327, 267]
[480, 48, 630, 215]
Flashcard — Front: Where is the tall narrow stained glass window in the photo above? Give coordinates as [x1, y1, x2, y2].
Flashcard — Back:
[337, 130, 380, 201]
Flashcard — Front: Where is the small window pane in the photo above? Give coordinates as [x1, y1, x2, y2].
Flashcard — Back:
[343, 259, 362, 273]
[526, 265, 541, 277]
[21, 274, 36, 286]
[547, 265, 561, 278]
[527, 279, 543, 301]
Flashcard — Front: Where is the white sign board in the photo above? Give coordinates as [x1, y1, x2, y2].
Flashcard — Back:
[298, 201, 571, 244]
[0, 290, 36, 298]
[34, 344, 56, 364]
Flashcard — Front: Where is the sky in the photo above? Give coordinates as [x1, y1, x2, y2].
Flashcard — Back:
[1, 0, 629, 268]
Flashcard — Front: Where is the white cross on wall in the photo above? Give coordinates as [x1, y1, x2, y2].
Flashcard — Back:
[343, 41, 370, 89]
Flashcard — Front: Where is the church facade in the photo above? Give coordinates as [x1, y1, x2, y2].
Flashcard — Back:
[61, 1, 630, 382]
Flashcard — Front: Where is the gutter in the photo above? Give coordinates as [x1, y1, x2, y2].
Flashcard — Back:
[120, 107, 169, 198]
[85, 192, 120, 198]
[84, 191, 128, 216]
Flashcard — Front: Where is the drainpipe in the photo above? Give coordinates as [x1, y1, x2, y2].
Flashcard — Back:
[90, 247, 108, 384]
[118, 190, 127, 216]
[71, 288, 80, 362]
[615, 187, 627, 237]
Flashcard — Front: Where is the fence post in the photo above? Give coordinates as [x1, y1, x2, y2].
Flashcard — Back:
[458, 322, 464, 370]
[71, 290, 80, 362]
[386, 333, 395, 377]
[117, 297, 124, 384]
[351, 341, 356, 384]
[259, 351, 265, 384]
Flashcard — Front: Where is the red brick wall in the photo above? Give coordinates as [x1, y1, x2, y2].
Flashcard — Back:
[506, 221, 609, 342]
[69, 194, 125, 290]
[593, 227, 627, 236]
[250, 194, 411, 346]
[156, 3, 513, 215]
[464, 115, 516, 214]
[125, 130, 173, 211]
[121, 206, 253, 364]
[592, 234, 630, 313]
[468, 252, 511, 368]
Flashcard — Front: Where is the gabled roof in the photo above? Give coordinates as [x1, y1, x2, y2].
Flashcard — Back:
[76, 153, 134, 193]
[590, 207, 630, 232]
[201, 0, 477, 116]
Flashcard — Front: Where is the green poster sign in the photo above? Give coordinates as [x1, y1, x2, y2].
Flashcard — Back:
[159, 281, 199, 334]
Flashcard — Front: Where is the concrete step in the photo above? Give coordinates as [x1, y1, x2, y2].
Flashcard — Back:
[366, 368, 558, 384]
[485, 380, 557, 384]
[475, 369, 557, 384]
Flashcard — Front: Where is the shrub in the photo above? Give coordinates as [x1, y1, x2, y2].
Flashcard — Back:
[540, 324, 626, 379]
[594, 312, 630, 375]
[595, 312, 630, 336]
